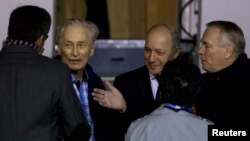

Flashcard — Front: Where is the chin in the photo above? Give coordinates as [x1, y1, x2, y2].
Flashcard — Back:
[149, 70, 160, 75]
[69, 66, 82, 71]
[201, 66, 209, 72]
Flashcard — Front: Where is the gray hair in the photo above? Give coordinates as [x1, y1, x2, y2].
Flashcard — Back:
[57, 18, 99, 47]
[206, 21, 246, 56]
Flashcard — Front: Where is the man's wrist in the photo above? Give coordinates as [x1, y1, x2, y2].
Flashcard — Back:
[119, 99, 127, 113]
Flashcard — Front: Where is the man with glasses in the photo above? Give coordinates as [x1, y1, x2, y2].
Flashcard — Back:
[0, 5, 90, 141]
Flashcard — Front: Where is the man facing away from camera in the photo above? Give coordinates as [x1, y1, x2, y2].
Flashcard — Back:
[0, 5, 90, 141]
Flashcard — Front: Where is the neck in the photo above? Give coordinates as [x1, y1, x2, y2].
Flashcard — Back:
[71, 69, 84, 81]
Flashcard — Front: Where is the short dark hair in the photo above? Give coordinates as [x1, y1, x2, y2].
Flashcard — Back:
[158, 60, 201, 108]
[7, 5, 51, 43]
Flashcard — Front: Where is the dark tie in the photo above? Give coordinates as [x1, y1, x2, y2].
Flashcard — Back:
[155, 75, 161, 101]
[74, 80, 81, 91]
[74, 81, 84, 105]
[155, 87, 161, 102]
[74, 81, 87, 117]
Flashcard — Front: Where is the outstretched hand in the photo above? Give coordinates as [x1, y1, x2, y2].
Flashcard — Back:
[92, 81, 127, 111]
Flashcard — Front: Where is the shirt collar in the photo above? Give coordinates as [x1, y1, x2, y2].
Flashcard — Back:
[149, 73, 156, 80]
[71, 68, 89, 82]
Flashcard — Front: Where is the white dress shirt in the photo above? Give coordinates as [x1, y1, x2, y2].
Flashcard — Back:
[150, 74, 159, 100]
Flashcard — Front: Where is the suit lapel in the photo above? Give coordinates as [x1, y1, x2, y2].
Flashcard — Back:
[137, 66, 155, 101]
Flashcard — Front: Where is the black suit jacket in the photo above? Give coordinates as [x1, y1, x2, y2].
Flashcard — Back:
[54, 55, 112, 141]
[0, 45, 90, 141]
[195, 54, 250, 127]
[112, 66, 161, 140]
[83, 64, 113, 141]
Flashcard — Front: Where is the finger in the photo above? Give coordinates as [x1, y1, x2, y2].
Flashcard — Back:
[103, 80, 117, 92]
[92, 92, 99, 97]
[93, 96, 105, 103]
[92, 92, 105, 99]
[93, 88, 107, 94]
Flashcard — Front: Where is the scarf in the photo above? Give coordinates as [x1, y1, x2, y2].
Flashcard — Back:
[4, 38, 35, 47]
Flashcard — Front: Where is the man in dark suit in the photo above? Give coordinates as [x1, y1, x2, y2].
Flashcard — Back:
[56, 19, 112, 141]
[92, 23, 181, 140]
[196, 21, 250, 128]
[0, 5, 90, 141]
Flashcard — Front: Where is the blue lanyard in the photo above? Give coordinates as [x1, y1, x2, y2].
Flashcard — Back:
[163, 103, 192, 113]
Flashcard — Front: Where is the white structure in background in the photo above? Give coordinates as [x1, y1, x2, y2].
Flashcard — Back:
[180, 0, 199, 39]
[0, 0, 55, 57]
[199, 0, 250, 71]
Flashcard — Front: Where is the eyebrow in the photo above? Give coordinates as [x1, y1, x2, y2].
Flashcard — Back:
[64, 40, 86, 44]
[200, 40, 211, 45]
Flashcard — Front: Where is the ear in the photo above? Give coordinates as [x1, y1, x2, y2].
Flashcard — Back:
[35, 36, 44, 45]
[55, 45, 61, 55]
[225, 44, 234, 59]
[34, 36, 45, 54]
[90, 47, 94, 56]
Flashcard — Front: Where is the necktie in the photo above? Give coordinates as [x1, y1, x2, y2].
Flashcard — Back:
[74, 81, 86, 115]
[74, 81, 95, 140]
[74, 80, 81, 91]
[155, 75, 161, 101]
[156, 89, 161, 101]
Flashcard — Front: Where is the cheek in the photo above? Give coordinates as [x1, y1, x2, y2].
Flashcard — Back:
[61, 56, 69, 65]
[209, 53, 222, 64]
[60, 50, 71, 58]
[205, 51, 224, 69]
[80, 49, 92, 57]
[160, 55, 170, 64]
[144, 52, 149, 59]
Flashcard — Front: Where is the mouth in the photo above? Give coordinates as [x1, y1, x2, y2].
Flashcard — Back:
[148, 64, 159, 69]
[200, 59, 208, 66]
[69, 59, 81, 64]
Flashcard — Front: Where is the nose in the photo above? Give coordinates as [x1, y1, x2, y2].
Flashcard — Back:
[198, 46, 204, 55]
[71, 46, 78, 56]
[149, 51, 156, 62]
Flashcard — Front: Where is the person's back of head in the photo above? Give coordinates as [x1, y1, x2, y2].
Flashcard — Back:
[7, 5, 51, 44]
[158, 60, 201, 108]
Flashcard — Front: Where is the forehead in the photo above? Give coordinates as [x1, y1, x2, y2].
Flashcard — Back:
[147, 26, 171, 39]
[61, 25, 89, 39]
[201, 26, 221, 43]
[146, 28, 172, 50]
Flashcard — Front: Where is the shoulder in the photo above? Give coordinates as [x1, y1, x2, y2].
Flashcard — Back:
[199, 117, 214, 125]
[127, 115, 149, 132]
[114, 66, 149, 87]
[38, 55, 70, 72]
[115, 66, 148, 80]
[85, 63, 101, 79]
[85, 63, 105, 89]
[238, 54, 250, 69]
[30, 56, 72, 84]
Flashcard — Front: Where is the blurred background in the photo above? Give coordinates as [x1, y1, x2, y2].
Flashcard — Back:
[1, 0, 250, 80]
